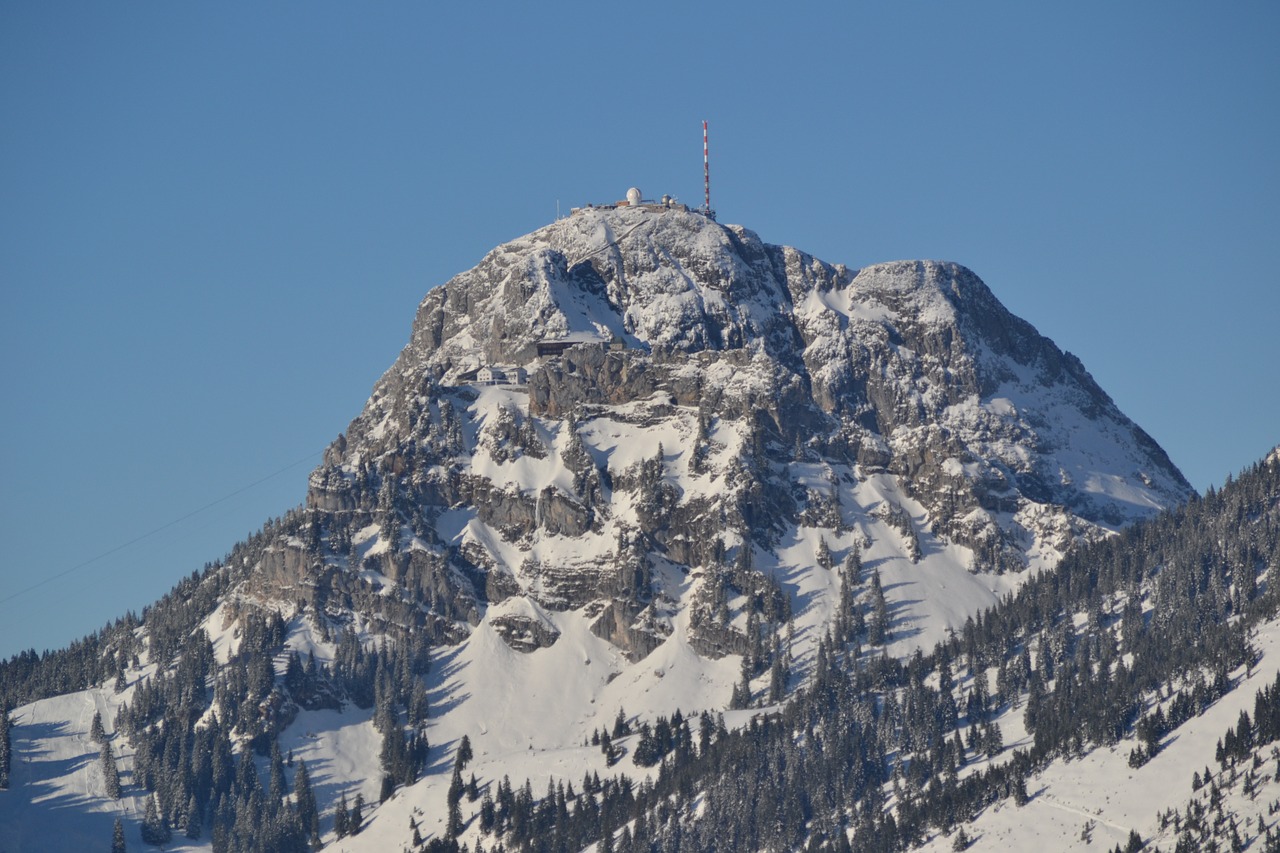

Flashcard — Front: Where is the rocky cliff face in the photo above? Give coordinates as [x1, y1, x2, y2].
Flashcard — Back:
[249, 205, 1190, 662]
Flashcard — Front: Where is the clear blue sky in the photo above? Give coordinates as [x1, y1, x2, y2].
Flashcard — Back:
[2, 2, 1277, 660]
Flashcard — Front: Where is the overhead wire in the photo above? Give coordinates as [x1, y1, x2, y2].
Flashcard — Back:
[0, 448, 323, 607]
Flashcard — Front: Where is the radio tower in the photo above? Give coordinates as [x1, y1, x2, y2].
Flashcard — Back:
[702, 120, 716, 220]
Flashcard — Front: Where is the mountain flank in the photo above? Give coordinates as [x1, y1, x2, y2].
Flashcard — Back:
[0, 205, 1203, 853]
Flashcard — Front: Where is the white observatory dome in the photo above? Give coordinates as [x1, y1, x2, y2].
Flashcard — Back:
[626, 187, 642, 206]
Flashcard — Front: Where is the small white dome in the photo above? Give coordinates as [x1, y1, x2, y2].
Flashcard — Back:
[626, 187, 642, 205]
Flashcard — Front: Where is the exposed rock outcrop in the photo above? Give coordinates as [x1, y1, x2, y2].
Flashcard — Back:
[268, 206, 1190, 665]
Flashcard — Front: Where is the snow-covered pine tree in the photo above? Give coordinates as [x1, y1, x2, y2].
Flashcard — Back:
[185, 792, 201, 840]
[333, 793, 350, 838]
[479, 789, 496, 833]
[446, 765, 464, 837]
[815, 537, 833, 572]
[0, 701, 10, 789]
[455, 733, 473, 770]
[350, 793, 364, 834]
[408, 680, 430, 725]
[101, 741, 122, 799]
[293, 759, 319, 845]
[612, 707, 631, 738]
[268, 740, 286, 803]
[868, 568, 889, 645]
[90, 709, 105, 743]
[141, 792, 171, 844]
[769, 637, 788, 703]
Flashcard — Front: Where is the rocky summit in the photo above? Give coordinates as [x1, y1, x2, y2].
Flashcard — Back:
[263, 204, 1189, 668]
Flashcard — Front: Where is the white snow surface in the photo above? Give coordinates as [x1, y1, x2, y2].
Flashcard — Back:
[0, 209, 1201, 852]
[916, 620, 1280, 853]
[11, 610, 1280, 853]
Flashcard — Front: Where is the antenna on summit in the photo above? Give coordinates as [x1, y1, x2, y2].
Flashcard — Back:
[702, 120, 716, 221]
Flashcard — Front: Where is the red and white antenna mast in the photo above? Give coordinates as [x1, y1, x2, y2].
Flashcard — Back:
[702, 120, 715, 220]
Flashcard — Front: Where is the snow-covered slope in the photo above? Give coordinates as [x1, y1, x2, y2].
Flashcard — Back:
[0, 205, 1196, 852]
[914, 619, 1280, 852]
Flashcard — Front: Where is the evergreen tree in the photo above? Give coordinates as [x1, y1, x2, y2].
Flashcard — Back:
[113, 657, 127, 693]
[843, 546, 863, 587]
[984, 722, 1004, 758]
[816, 537, 833, 572]
[350, 793, 364, 834]
[379, 773, 395, 804]
[101, 741, 122, 799]
[600, 810, 615, 853]
[455, 734, 473, 770]
[1013, 775, 1029, 807]
[185, 792, 201, 840]
[334, 794, 350, 839]
[613, 708, 630, 738]
[90, 709, 106, 743]
[112, 817, 127, 853]
[293, 759, 319, 847]
[284, 650, 305, 695]
[731, 654, 753, 710]
[141, 792, 171, 844]
[447, 765, 464, 837]
[632, 723, 664, 767]
[769, 643, 788, 703]
[868, 568, 889, 645]
[408, 681, 431, 726]
[269, 739, 287, 804]
[600, 729, 619, 765]
[479, 790, 496, 834]
[0, 702, 10, 789]
[411, 815, 424, 846]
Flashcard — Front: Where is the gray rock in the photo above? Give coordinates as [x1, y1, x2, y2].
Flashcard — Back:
[242, 207, 1192, 666]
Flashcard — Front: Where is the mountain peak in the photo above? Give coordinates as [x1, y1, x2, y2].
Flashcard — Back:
[296, 212, 1192, 662]
[1, 210, 1210, 853]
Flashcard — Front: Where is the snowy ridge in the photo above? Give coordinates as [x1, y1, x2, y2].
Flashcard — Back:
[0, 207, 1200, 852]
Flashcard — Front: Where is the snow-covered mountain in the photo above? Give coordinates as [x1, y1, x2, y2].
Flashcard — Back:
[0, 204, 1202, 852]
[293, 204, 1188, 658]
